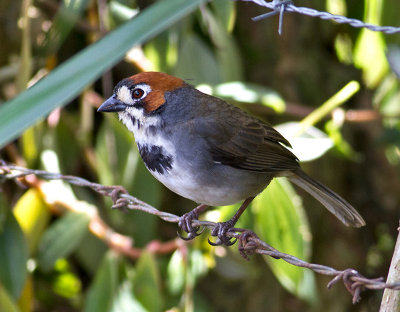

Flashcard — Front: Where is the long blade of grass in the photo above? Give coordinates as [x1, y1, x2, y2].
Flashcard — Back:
[0, 0, 206, 148]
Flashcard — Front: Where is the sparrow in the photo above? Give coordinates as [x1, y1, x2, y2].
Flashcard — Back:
[97, 72, 365, 245]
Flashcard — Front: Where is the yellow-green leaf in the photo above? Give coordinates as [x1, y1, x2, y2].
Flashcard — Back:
[354, 0, 388, 87]
[13, 188, 50, 255]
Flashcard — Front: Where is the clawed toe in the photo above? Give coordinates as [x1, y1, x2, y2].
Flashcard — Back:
[178, 210, 203, 241]
[208, 220, 237, 246]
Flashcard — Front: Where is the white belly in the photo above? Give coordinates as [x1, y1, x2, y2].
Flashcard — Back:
[150, 164, 248, 206]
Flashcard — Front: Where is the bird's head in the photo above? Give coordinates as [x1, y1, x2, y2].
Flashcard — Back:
[98, 72, 185, 115]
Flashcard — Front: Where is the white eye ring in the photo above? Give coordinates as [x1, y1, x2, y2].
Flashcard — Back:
[131, 83, 151, 101]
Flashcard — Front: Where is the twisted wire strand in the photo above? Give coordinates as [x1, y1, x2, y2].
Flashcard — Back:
[1, 162, 400, 303]
[245, 0, 400, 35]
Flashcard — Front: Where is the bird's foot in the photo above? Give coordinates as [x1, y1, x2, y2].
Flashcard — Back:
[208, 220, 238, 246]
[178, 210, 204, 241]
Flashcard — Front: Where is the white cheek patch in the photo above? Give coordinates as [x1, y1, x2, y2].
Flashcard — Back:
[117, 85, 134, 105]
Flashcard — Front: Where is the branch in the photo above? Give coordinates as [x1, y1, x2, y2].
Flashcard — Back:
[1, 161, 400, 303]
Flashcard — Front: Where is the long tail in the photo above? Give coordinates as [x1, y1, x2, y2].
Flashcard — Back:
[288, 169, 365, 227]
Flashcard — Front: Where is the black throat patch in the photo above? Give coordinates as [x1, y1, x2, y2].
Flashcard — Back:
[137, 144, 173, 174]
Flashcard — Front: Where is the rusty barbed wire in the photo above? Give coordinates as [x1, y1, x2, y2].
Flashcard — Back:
[243, 0, 400, 35]
[1, 161, 400, 303]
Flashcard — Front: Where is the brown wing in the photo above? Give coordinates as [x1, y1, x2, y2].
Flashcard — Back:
[193, 107, 299, 173]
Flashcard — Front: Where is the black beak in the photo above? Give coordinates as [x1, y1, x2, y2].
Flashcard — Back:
[97, 96, 127, 113]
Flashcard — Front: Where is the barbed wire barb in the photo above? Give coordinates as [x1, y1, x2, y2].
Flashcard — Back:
[245, 0, 400, 35]
[1, 161, 400, 303]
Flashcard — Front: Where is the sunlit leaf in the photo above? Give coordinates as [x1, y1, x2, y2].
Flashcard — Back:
[108, 1, 138, 25]
[144, 30, 178, 72]
[252, 178, 317, 303]
[132, 251, 163, 312]
[199, 81, 286, 113]
[334, 33, 353, 65]
[167, 250, 185, 294]
[21, 124, 43, 167]
[0, 210, 28, 299]
[111, 280, 147, 312]
[84, 252, 120, 312]
[210, 0, 236, 32]
[188, 249, 208, 285]
[0, 0, 207, 149]
[275, 122, 334, 162]
[37, 212, 90, 271]
[13, 188, 50, 255]
[354, 0, 388, 88]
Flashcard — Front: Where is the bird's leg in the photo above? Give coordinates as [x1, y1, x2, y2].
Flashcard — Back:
[178, 204, 209, 240]
[209, 197, 255, 246]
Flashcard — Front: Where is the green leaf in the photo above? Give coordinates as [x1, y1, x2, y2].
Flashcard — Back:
[84, 252, 120, 312]
[111, 280, 147, 312]
[132, 251, 163, 312]
[252, 178, 317, 303]
[0, 210, 28, 299]
[41, 0, 90, 54]
[0, 0, 207, 149]
[74, 233, 108, 276]
[188, 249, 208, 285]
[201, 6, 242, 81]
[37, 212, 90, 271]
[174, 34, 221, 85]
[0, 192, 9, 232]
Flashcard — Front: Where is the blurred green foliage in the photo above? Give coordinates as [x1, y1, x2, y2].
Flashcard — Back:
[0, 0, 400, 311]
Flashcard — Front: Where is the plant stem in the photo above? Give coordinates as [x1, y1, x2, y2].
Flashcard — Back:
[296, 80, 360, 136]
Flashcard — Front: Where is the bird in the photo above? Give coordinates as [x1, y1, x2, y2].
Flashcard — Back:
[97, 71, 365, 245]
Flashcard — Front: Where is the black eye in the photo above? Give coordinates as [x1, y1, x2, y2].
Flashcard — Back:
[132, 88, 144, 99]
